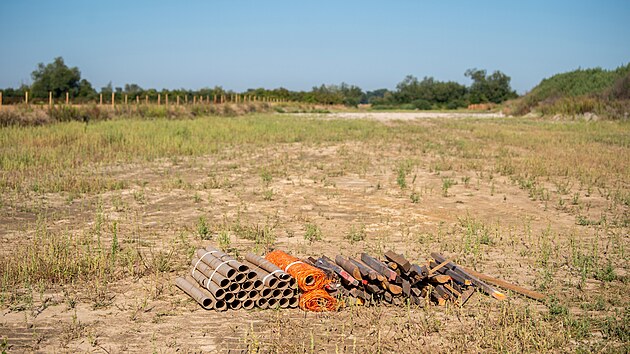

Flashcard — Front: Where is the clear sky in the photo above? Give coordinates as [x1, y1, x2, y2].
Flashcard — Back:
[1, 0, 629, 93]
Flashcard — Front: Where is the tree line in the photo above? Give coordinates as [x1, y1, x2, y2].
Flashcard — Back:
[1, 57, 517, 108]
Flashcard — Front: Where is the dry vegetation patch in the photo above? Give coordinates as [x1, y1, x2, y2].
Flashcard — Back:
[0, 113, 628, 352]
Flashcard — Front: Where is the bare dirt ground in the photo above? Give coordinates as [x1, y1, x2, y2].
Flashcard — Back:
[0, 114, 628, 353]
[313, 111, 505, 121]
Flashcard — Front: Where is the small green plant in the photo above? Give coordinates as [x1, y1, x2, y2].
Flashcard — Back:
[217, 230, 231, 252]
[304, 223, 323, 243]
[547, 296, 569, 317]
[410, 192, 420, 203]
[442, 178, 455, 197]
[263, 189, 273, 201]
[345, 224, 366, 244]
[397, 167, 407, 189]
[197, 217, 210, 240]
[193, 192, 202, 203]
[260, 169, 272, 186]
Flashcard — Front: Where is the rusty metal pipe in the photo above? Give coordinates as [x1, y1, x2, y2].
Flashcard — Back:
[236, 290, 248, 301]
[229, 299, 242, 310]
[267, 298, 278, 308]
[242, 299, 255, 310]
[272, 289, 282, 299]
[234, 272, 246, 283]
[278, 297, 290, 308]
[241, 281, 254, 291]
[260, 288, 272, 299]
[195, 249, 237, 280]
[223, 292, 235, 303]
[252, 279, 264, 291]
[245, 271, 257, 280]
[190, 270, 227, 300]
[213, 299, 228, 312]
[248, 290, 259, 300]
[242, 260, 280, 288]
[245, 253, 291, 280]
[228, 282, 241, 293]
[281, 288, 293, 298]
[175, 277, 214, 310]
[256, 297, 269, 309]
[191, 257, 231, 288]
[276, 280, 289, 289]
[288, 296, 298, 308]
[204, 246, 250, 273]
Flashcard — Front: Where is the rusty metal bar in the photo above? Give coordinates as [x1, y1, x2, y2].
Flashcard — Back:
[360, 253, 397, 282]
[431, 253, 505, 300]
[317, 256, 360, 287]
[335, 255, 363, 280]
[349, 258, 382, 281]
[461, 266, 546, 301]
[384, 250, 411, 273]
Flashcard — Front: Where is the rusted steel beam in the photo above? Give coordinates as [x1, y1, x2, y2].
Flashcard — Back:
[429, 274, 452, 284]
[460, 288, 475, 307]
[360, 253, 397, 282]
[335, 255, 363, 280]
[461, 267, 546, 301]
[402, 279, 411, 297]
[349, 258, 382, 281]
[431, 253, 506, 300]
[318, 256, 360, 287]
[384, 250, 411, 273]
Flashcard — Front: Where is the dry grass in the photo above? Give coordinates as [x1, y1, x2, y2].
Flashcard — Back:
[0, 113, 628, 352]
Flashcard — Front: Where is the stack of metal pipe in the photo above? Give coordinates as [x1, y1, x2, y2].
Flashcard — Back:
[175, 246, 298, 311]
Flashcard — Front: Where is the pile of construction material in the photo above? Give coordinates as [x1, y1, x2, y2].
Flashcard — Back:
[175, 246, 298, 311]
[175, 246, 545, 312]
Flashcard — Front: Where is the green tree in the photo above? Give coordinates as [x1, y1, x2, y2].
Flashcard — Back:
[465, 68, 517, 104]
[30, 57, 84, 99]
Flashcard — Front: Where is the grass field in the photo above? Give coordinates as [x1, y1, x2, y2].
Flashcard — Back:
[1, 112, 628, 352]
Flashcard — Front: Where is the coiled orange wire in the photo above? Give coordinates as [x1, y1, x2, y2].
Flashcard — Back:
[265, 250, 330, 292]
[299, 289, 337, 312]
[265, 250, 337, 311]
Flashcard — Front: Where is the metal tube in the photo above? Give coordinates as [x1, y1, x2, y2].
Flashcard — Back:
[190, 270, 227, 300]
[234, 272, 246, 283]
[236, 290, 248, 301]
[278, 298, 289, 308]
[228, 282, 241, 293]
[223, 292, 235, 303]
[175, 277, 214, 310]
[245, 271, 257, 280]
[267, 298, 278, 308]
[288, 296, 299, 308]
[213, 299, 228, 312]
[242, 260, 279, 288]
[272, 289, 282, 299]
[229, 300, 242, 310]
[195, 250, 237, 280]
[245, 253, 291, 280]
[260, 288, 272, 299]
[281, 288, 293, 298]
[204, 246, 250, 273]
[276, 280, 289, 289]
[242, 299, 255, 310]
[191, 257, 231, 288]
[248, 290, 259, 300]
[241, 281, 254, 291]
[256, 297, 268, 309]
[252, 279, 264, 291]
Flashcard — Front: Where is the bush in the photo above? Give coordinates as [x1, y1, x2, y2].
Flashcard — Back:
[412, 99, 432, 110]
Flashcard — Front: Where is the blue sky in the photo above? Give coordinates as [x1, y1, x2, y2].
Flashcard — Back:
[1, 1, 629, 93]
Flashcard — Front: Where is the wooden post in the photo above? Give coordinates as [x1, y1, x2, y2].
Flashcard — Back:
[25, 91, 29, 105]
[158, 93, 161, 105]
[145, 95, 148, 104]
[213, 95, 217, 104]
[136, 96, 139, 104]
[100, 93, 103, 105]
[166, 94, 169, 105]
[48, 91, 52, 107]
[206, 95, 209, 104]
[177, 95, 180, 105]
[66, 92, 69, 105]
[111, 92, 115, 108]
[185, 95, 188, 104]
[0, 91, 3, 108]
[125, 94, 128, 105]
[193, 96, 197, 105]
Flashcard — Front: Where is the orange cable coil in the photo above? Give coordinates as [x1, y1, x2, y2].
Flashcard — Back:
[299, 289, 337, 312]
[265, 250, 331, 292]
